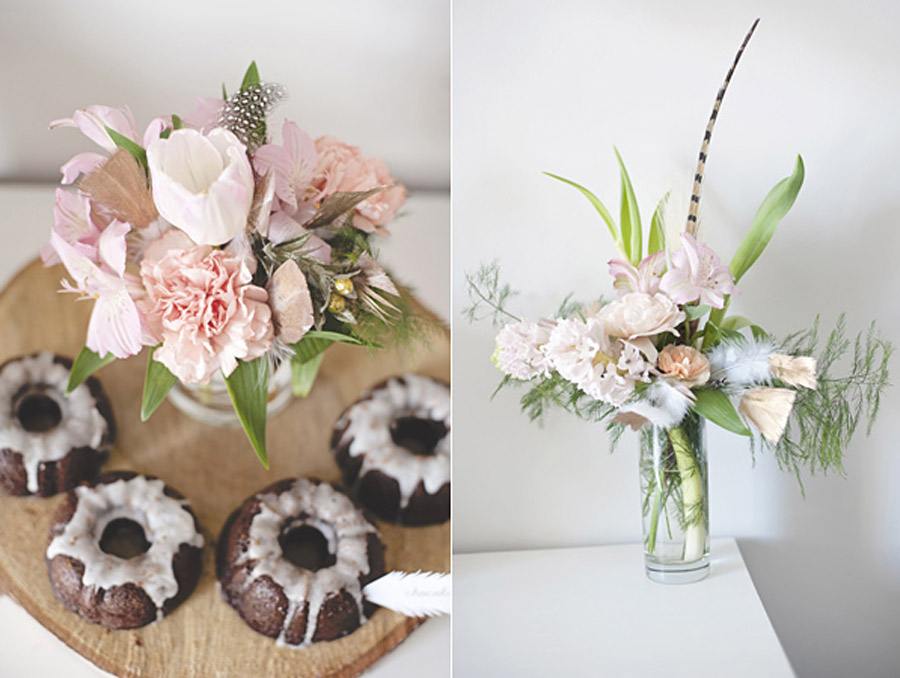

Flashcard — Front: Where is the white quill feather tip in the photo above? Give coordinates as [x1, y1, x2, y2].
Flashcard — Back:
[708, 337, 776, 387]
[363, 571, 451, 617]
[617, 379, 693, 429]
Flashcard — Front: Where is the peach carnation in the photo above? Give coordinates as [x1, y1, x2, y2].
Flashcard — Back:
[313, 135, 406, 234]
[139, 246, 273, 384]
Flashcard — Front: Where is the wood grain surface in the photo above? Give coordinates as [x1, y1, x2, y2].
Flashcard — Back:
[0, 259, 450, 678]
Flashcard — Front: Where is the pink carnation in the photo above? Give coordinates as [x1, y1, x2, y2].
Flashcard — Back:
[312, 136, 406, 234]
[139, 246, 274, 384]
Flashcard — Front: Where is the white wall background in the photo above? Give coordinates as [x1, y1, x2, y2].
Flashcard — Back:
[0, 0, 449, 190]
[453, 2, 900, 677]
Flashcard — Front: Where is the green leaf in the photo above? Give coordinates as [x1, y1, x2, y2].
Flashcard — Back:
[614, 147, 642, 265]
[692, 388, 752, 436]
[292, 330, 365, 363]
[750, 324, 769, 341]
[648, 192, 668, 255]
[291, 353, 324, 397]
[171, 114, 183, 130]
[730, 155, 805, 283]
[140, 347, 178, 422]
[105, 126, 147, 170]
[684, 304, 711, 321]
[224, 358, 270, 468]
[543, 172, 620, 250]
[221, 83, 228, 100]
[240, 61, 260, 91]
[67, 347, 116, 393]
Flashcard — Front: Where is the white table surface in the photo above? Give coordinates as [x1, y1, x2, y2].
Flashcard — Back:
[453, 538, 794, 678]
[0, 184, 450, 678]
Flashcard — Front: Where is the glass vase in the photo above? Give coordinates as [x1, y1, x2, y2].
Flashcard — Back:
[167, 361, 294, 427]
[640, 412, 710, 584]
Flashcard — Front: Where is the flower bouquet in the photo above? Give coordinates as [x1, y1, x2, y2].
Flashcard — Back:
[466, 20, 892, 583]
[44, 62, 423, 466]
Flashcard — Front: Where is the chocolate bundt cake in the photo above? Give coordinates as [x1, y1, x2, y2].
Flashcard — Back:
[0, 352, 115, 497]
[46, 471, 204, 629]
[217, 478, 385, 646]
[332, 374, 450, 525]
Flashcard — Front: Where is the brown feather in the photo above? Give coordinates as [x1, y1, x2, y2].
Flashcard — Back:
[248, 170, 275, 236]
[79, 150, 158, 228]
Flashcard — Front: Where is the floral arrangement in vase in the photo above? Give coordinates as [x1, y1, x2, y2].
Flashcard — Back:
[44, 62, 425, 466]
[466, 20, 892, 583]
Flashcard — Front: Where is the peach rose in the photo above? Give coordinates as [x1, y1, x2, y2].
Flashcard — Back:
[657, 345, 710, 387]
[139, 246, 273, 384]
[312, 136, 406, 234]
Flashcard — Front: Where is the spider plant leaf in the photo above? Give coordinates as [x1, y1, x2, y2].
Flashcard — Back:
[730, 155, 805, 283]
[648, 192, 668, 255]
[614, 147, 642, 265]
[543, 172, 620, 251]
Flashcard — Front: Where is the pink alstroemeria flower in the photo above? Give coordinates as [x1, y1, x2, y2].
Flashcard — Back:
[660, 233, 735, 308]
[253, 120, 319, 219]
[41, 189, 108, 265]
[60, 152, 106, 185]
[183, 97, 224, 132]
[609, 252, 665, 296]
[50, 105, 139, 153]
[51, 224, 144, 359]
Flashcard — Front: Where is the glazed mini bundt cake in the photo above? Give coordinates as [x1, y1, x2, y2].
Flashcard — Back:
[332, 374, 450, 525]
[0, 352, 115, 497]
[46, 471, 204, 629]
[217, 478, 385, 646]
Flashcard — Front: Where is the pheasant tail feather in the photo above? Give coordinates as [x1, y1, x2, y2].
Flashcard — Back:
[686, 18, 760, 234]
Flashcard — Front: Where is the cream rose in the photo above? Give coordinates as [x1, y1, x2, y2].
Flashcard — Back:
[597, 292, 686, 340]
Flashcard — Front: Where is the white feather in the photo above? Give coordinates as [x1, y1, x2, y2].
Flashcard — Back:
[618, 380, 693, 429]
[363, 571, 451, 617]
[708, 337, 776, 387]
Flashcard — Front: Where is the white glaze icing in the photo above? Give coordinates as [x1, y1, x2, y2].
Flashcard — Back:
[240, 479, 376, 646]
[46, 475, 204, 617]
[0, 352, 108, 493]
[336, 374, 450, 508]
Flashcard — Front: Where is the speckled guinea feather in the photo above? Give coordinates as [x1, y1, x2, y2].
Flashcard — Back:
[218, 82, 287, 151]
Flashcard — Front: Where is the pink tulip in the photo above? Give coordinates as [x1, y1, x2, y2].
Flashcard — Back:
[146, 128, 254, 246]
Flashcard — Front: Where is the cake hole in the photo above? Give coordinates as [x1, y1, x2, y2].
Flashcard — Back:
[99, 519, 151, 560]
[15, 392, 62, 433]
[279, 525, 336, 572]
[390, 416, 448, 456]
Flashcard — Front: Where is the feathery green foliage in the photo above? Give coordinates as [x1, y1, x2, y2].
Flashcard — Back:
[463, 261, 520, 325]
[766, 315, 892, 482]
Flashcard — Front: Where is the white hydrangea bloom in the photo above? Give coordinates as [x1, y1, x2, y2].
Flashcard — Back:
[544, 317, 652, 406]
[580, 361, 636, 406]
[493, 320, 554, 380]
[543, 317, 607, 385]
